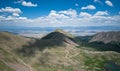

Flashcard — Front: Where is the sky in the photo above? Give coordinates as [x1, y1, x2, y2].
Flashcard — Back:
[0, 0, 120, 27]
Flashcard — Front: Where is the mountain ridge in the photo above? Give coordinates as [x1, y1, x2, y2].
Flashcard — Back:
[89, 31, 120, 43]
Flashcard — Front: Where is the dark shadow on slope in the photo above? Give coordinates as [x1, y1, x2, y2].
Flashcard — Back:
[17, 39, 66, 57]
[17, 31, 76, 57]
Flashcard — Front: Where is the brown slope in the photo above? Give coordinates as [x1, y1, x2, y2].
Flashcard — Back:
[0, 31, 34, 71]
[89, 31, 120, 43]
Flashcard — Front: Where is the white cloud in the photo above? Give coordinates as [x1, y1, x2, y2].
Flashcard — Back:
[75, 4, 79, 6]
[94, 11, 108, 16]
[0, 7, 22, 17]
[81, 5, 96, 10]
[48, 10, 69, 19]
[58, 9, 77, 18]
[0, 7, 22, 13]
[12, 13, 19, 16]
[105, 0, 113, 7]
[0, 16, 5, 19]
[21, 1, 38, 7]
[0, 9, 120, 27]
[79, 12, 92, 17]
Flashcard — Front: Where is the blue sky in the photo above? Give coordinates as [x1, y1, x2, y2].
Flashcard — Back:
[0, 0, 120, 27]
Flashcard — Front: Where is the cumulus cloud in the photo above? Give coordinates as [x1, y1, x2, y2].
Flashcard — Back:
[79, 12, 92, 17]
[58, 9, 77, 18]
[48, 10, 69, 19]
[21, 1, 38, 7]
[105, 0, 113, 7]
[0, 7, 22, 13]
[0, 9, 120, 27]
[14, 1, 38, 7]
[12, 13, 19, 16]
[94, 11, 108, 16]
[81, 5, 96, 10]
[0, 7, 22, 17]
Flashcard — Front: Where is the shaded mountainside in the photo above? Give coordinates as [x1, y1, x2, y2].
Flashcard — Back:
[0, 30, 120, 71]
[41, 29, 77, 46]
[89, 31, 120, 44]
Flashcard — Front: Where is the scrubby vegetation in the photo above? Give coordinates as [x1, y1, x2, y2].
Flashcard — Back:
[0, 61, 15, 71]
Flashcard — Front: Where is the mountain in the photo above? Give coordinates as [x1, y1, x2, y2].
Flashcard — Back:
[0, 30, 120, 71]
[41, 29, 78, 46]
[89, 31, 120, 44]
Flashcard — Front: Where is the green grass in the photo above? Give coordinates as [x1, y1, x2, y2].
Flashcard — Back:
[80, 50, 120, 71]
[83, 55, 106, 71]
[0, 61, 15, 71]
[76, 40, 120, 53]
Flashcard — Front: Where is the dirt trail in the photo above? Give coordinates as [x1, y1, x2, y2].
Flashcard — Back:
[65, 49, 69, 58]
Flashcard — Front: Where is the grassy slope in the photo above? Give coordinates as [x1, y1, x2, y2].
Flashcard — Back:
[18, 43, 120, 71]
[0, 31, 120, 71]
[0, 60, 15, 71]
[75, 36, 120, 71]
[0, 32, 34, 71]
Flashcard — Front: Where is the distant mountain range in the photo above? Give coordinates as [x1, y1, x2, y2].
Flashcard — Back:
[0, 26, 120, 36]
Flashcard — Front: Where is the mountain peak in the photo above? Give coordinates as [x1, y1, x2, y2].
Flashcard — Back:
[41, 29, 77, 46]
[54, 29, 74, 38]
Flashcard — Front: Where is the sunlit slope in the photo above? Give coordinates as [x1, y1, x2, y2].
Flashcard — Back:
[0, 32, 34, 71]
[89, 31, 120, 43]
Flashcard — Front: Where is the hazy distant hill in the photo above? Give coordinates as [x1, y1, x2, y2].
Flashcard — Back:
[89, 31, 120, 43]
